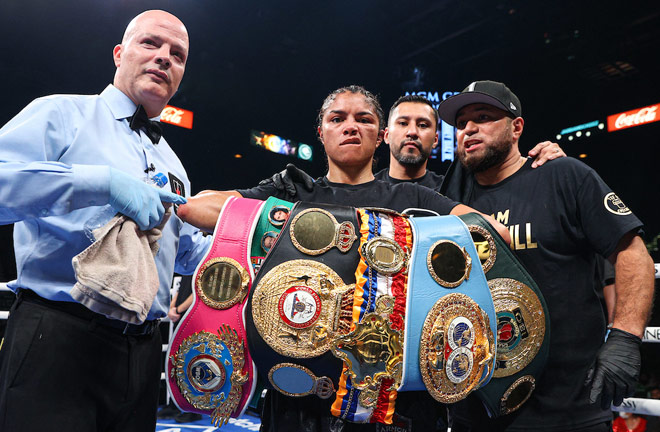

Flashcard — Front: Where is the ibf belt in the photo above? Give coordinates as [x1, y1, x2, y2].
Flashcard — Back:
[250, 197, 293, 273]
[167, 197, 264, 425]
[245, 202, 360, 398]
[331, 208, 412, 424]
[403, 215, 496, 404]
[458, 213, 550, 417]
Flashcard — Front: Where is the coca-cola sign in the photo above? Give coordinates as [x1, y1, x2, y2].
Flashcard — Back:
[607, 103, 659, 132]
[160, 105, 193, 129]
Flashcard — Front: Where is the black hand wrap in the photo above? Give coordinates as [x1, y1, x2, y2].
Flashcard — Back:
[258, 163, 315, 197]
[584, 328, 642, 410]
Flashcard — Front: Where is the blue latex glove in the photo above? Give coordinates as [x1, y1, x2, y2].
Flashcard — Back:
[108, 168, 187, 230]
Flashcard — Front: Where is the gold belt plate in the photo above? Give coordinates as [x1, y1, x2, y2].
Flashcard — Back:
[489, 278, 545, 378]
[251, 259, 354, 358]
[419, 293, 494, 403]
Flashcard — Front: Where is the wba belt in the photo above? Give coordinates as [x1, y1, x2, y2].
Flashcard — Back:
[402, 214, 497, 405]
[245, 202, 360, 399]
[330, 208, 413, 424]
[167, 197, 263, 425]
[458, 213, 550, 417]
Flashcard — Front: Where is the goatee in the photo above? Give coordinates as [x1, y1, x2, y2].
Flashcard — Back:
[459, 131, 513, 173]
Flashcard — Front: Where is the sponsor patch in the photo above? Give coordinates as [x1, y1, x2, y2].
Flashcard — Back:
[604, 192, 632, 215]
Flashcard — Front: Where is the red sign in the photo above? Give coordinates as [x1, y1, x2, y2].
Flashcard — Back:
[160, 105, 193, 129]
[607, 103, 659, 132]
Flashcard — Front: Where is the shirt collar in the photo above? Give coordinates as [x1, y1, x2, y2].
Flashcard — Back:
[100, 84, 162, 121]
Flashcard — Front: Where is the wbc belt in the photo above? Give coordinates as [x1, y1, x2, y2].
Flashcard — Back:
[167, 197, 264, 425]
[330, 208, 413, 424]
[401, 215, 497, 404]
[458, 213, 550, 417]
[245, 202, 360, 400]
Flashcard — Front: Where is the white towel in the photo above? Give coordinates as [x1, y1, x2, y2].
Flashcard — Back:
[71, 207, 171, 324]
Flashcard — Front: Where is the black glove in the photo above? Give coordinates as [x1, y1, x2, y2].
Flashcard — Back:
[584, 328, 642, 410]
[258, 163, 315, 197]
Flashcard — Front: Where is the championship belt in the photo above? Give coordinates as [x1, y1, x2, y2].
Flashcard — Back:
[167, 197, 264, 425]
[458, 213, 550, 417]
[330, 208, 413, 424]
[245, 202, 360, 400]
[250, 197, 293, 272]
[402, 215, 497, 405]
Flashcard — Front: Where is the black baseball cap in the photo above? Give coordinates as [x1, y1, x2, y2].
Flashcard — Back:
[438, 80, 522, 127]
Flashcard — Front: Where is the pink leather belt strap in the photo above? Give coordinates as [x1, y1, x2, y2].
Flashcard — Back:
[167, 196, 264, 423]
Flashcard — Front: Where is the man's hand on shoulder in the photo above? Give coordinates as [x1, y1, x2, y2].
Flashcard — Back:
[527, 141, 566, 168]
[258, 163, 315, 198]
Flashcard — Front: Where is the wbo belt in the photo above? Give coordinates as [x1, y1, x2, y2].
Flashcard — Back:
[167, 196, 264, 426]
[19, 289, 159, 336]
[402, 214, 496, 405]
[246, 201, 360, 400]
[457, 213, 550, 418]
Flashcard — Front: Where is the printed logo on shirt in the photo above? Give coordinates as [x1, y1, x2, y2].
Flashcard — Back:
[603, 192, 631, 215]
[168, 173, 186, 197]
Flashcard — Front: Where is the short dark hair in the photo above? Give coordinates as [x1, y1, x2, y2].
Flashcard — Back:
[316, 85, 385, 134]
[388, 95, 439, 128]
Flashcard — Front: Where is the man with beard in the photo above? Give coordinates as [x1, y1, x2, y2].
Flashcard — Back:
[438, 80, 654, 431]
[267, 94, 564, 196]
[377, 95, 565, 191]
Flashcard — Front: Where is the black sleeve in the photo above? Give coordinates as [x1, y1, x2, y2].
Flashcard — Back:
[575, 163, 643, 258]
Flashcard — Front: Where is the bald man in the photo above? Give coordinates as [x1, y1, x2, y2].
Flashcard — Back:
[0, 10, 210, 430]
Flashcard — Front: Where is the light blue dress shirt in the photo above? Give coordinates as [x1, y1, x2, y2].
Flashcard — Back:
[0, 85, 210, 319]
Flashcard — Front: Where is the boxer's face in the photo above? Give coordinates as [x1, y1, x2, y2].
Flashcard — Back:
[113, 11, 188, 115]
[385, 102, 438, 166]
[318, 92, 383, 170]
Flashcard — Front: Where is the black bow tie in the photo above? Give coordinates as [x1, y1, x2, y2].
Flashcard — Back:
[129, 105, 162, 144]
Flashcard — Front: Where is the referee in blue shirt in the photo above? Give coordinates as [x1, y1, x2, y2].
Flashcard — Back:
[0, 10, 210, 431]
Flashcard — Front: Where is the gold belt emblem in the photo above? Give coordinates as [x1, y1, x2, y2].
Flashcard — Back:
[419, 293, 494, 403]
[251, 260, 354, 358]
[489, 278, 545, 378]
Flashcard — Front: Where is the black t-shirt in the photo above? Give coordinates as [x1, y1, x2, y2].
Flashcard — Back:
[373, 168, 445, 192]
[449, 158, 643, 431]
[238, 176, 457, 431]
[238, 176, 458, 215]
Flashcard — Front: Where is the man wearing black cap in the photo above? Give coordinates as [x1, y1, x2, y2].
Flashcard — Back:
[438, 80, 655, 431]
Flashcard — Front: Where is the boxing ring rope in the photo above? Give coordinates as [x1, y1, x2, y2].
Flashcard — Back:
[1, 281, 660, 416]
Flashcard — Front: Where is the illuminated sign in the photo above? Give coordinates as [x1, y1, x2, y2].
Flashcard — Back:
[404, 91, 459, 161]
[560, 120, 600, 135]
[607, 103, 659, 132]
[250, 130, 313, 161]
[160, 105, 193, 129]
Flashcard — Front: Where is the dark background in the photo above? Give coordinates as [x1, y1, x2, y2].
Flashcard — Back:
[1, 0, 659, 395]
[1, 0, 659, 264]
